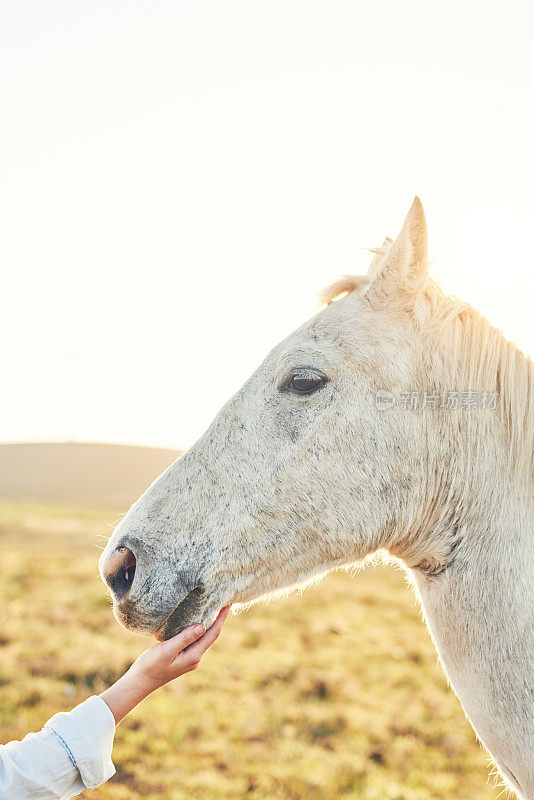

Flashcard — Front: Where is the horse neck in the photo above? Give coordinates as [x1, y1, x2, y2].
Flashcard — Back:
[412, 484, 534, 799]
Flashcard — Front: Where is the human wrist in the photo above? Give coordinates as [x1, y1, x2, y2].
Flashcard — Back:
[100, 670, 154, 724]
[126, 666, 161, 697]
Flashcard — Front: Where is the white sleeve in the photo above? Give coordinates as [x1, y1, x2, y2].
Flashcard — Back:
[0, 695, 116, 800]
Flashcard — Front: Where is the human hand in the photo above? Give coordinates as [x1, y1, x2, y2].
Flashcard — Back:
[130, 605, 231, 692]
[100, 606, 230, 724]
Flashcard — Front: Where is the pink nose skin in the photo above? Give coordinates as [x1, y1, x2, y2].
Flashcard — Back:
[101, 546, 137, 600]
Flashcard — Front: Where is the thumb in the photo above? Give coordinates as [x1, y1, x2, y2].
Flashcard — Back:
[160, 623, 206, 658]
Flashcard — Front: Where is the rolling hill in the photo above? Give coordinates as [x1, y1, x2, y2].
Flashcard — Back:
[0, 442, 181, 509]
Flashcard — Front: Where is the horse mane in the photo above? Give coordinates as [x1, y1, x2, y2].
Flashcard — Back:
[426, 285, 534, 485]
[320, 265, 534, 486]
[318, 275, 368, 305]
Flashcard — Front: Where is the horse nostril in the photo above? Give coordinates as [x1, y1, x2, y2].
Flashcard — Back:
[101, 547, 137, 600]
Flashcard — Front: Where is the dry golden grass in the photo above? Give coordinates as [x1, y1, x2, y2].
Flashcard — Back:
[0, 501, 499, 800]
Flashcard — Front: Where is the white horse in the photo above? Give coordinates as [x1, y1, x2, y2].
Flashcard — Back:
[100, 199, 534, 798]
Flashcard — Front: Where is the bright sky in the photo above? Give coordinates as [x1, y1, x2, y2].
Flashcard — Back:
[2, 0, 534, 450]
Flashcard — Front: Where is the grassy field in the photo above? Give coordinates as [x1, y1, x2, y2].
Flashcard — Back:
[0, 501, 499, 800]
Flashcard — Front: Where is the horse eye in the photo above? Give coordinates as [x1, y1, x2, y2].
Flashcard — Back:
[285, 370, 328, 395]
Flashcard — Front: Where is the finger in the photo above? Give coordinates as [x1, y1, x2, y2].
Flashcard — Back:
[178, 605, 231, 662]
[160, 622, 206, 659]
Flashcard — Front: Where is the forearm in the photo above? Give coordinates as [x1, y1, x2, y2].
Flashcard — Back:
[99, 671, 156, 725]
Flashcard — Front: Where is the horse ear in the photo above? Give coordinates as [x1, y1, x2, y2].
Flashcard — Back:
[364, 197, 428, 309]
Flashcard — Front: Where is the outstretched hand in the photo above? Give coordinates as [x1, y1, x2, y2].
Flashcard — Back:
[100, 606, 231, 724]
[132, 605, 231, 690]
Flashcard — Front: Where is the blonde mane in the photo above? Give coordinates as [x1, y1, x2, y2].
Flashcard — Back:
[320, 263, 534, 486]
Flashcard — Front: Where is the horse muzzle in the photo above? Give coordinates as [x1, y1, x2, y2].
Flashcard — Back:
[100, 543, 222, 639]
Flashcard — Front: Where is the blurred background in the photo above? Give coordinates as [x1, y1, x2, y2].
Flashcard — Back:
[1, 1, 533, 798]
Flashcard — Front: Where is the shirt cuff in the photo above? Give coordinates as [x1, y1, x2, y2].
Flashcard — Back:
[45, 695, 116, 790]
